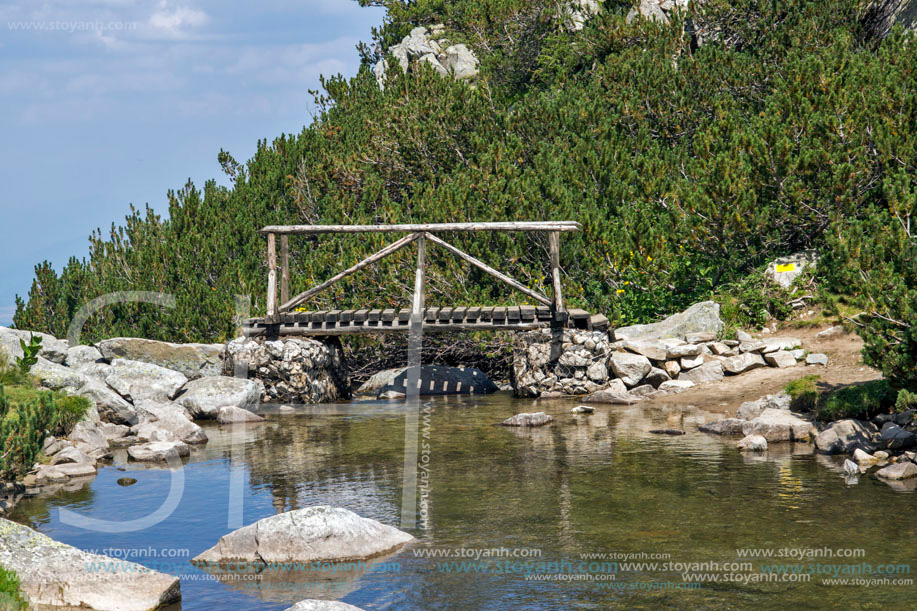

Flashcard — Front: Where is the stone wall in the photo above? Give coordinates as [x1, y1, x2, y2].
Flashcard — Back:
[511, 329, 613, 398]
[224, 337, 350, 404]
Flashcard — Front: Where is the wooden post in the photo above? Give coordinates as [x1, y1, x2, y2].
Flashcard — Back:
[280, 235, 290, 306]
[412, 233, 426, 318]
[267, 232, 278, 322]
[549, 231, 564, 314]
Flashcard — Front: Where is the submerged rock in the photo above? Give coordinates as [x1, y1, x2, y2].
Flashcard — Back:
[0, 517, 181, 610]
[286, 601, 366, 611]
[128, 441, 190, 462]
[571, 405, 594, 414]
[502, 412, 554, 427]
[737, 434, 768, 452]
[193, 506, 414, 563]
[218, 405, 265, 424]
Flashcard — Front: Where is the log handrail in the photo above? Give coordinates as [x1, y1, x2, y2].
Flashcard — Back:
[263, 221, 579, 320]
[259, 221, 581, 235]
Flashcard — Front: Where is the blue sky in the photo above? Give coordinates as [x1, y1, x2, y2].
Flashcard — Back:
[0, 0, 386, 326]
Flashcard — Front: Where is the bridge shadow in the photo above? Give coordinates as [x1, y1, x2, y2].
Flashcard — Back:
[379, 365, 499, 396]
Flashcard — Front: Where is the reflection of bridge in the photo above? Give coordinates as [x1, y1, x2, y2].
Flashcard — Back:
[243, 222, 608, 337]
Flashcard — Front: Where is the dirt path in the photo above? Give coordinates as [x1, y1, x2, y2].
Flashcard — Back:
[647, 324, 882, 417]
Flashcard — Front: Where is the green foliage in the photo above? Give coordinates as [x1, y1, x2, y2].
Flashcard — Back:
[14, 335, 41, 375]
[816, 379, 897, 422]
[0, 350, 28, 387]
[11, 0, 917, 377]
[895, 388, 917, 412]
[0, 566, 27, 610]
[0, 384, 89, 480]
[784, 374, 820, 412]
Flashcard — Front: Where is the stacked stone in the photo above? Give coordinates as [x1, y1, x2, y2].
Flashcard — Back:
[373, 25, 480, 89]
[511, 321, 825, 400]
[225, 337, 350, 404]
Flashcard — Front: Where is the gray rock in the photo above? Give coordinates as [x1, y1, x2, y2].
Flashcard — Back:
[571, 405, 594, 414]
[667, 343, 701, 358]
[31, 358, 138, 425]
[736, 329, 753, 342]
[663, 359, 681, 377]
[737, 434, 768, 451]
[876, 461, 917, 480]
[629, 384, 656, 398]
[853, 448, 879, 466]
[699, 418, 746, 435]
[843, 459, 860, 475]
[790, 348, 807, 361]
[816, 325, 845, 339]
[815, 419, 878, 454]
[741, 408, 816, 442]
[765, 351, 797, 368]
[879, 423, 917, 450]
[98, 337, 225, 379]
[723, 353, 767, 375]
[134, 398, 194, 422]
[286, 602, 365, 611]
[0, 517, 181, 609]
[658, 379, 696, 393]
[623, 340, 668, 361]
[378, 390, 406, 400]
[609, 351, 651, 387]
[586, 360, 608, 382]
[678, 361, 724, 384]
[564, 0, 602, 31]
[177, 376, 261, 419]
[128, 441, 190, 462]
[644, 366, 670, 388]
[766, 250, 818, 288]
[680, 354, 704, 370]
[502, 412, 553, 427]
[442, 44, 479, 79]
[806, 353, 829, 366]
[192, 506, 414, 563]
[105, 358, 188, 403]
[54, 462, 98, 478]
[68, 421, 110, 454]
[582, 387, 640, 404]
[708, 342, 732, 356]
[49, 446, 93, 466]
[131, 422, 180, 443]
[0, 326, 67, 364]
[761, 337, 803, 353]
[615, 301, 723, 342]
[739, 340, 767, 353]
[65, 344, 103, 367]
[218, 405, 265, 424]
[685, 332, 716, 343]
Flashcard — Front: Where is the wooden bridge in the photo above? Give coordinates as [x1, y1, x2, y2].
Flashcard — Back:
[242, 222, 608, 338]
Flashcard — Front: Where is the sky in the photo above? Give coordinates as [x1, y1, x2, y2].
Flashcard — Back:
[0, 0, 386, 326]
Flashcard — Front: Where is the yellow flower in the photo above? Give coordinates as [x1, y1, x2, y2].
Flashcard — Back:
[647, 256, 653, 261]
[616, 289, 625, 294]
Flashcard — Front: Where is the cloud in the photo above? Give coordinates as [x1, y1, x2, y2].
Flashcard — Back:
[148, 1, 209, 39]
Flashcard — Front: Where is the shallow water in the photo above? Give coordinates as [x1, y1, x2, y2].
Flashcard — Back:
[11, 393, 917, 610]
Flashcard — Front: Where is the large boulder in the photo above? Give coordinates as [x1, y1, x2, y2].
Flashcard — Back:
[192, 506, 414, 563]
[879, 423, 917, 450]
[0, 517, 181, 609]
[741, 409, 816, 442]
[0, 326, 67, 364]
[177, 376, 261, 419]
[30, 358, 138, 425]
[677, 361, 724, 385]
[608, 352, 651, 387]
[614, 301, 723, 342]
[65, 344, 104, 368]
[876, 461, 917, 480]
[861, 0, 917, 39]
[105, 358, 188, 403]
[358, 365, 497, 397]
[97, 337, 225, 379]
[128, 441, 190, 462]
[722, 353, 767, 375]
[815, 419, 878, 454]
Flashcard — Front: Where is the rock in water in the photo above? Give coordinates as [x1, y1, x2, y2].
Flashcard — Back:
[217, 405, 265, 424]
[128, 441, 190, 462]
[649, 429, 686, 436]
[0, 517, 180, 609]
[815, 419, 878, 454]
[737, 434, 768, 451]
[286, 601, 366, 611]
[502, 412, 554, 427]
[193, 506, 414, 563]
[177, 376, 261, 419]
[98, 337, 225, 379]
[571, 405, 594, 414]
[843, 459, 860, 475]
[876, 461, 917, 480]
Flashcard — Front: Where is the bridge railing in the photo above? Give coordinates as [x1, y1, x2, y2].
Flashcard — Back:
[257, 221, 581, 325]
